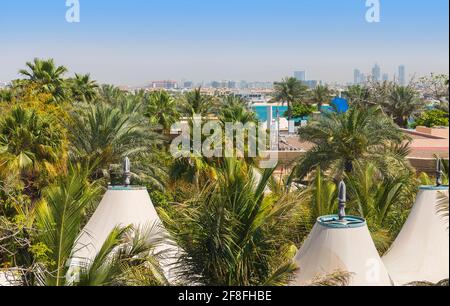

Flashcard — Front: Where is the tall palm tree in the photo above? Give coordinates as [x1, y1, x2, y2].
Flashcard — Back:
[146, 90, 180, 135]
[0, 107, 66, 193]
[309, 84, 333, 112]
[97, 84, 126, 105]
[67, 103, 163, 182]
[180, 88, 214, 117]
[219, 95, 257, 124]
[295, 106, 407, 180]
[69, 73, 99, 102]
[19, 58, 68, 102]
[165, 159, 298, 286]
[383, 85, 424, 128]
[343, 85, 371, 107]
[273, 77, 308, 121]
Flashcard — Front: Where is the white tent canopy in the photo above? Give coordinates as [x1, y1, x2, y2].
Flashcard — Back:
[292, 215, 393, 286]
[71, 186, 180, 283]
[382, 186, 449, 285]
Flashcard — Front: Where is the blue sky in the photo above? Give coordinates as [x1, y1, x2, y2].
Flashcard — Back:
[1, 0, 448, 85]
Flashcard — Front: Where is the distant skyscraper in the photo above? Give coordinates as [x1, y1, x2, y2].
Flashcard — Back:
[354, 69, 361, 84]
[149, 80, 178, 89]
[398, 65, 406, 86]
[294, 70, 306, 82]
[382, 73, 389, 82]
[372, 64, 381, 82]
[303, 80, 319, 89]
[183, 81, 193, 89]
[360, 73, 367, 84]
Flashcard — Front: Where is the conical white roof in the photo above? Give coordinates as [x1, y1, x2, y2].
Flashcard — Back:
[382, 186, 449, 285]
[72, 186, 180, 283]
[292, 215, 393, 286]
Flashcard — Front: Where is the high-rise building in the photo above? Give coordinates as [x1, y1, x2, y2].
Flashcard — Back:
[360, 73, 367, 84]
[149, 80, 178, 90]
[398, 65, 406, 86]
[183, 81, 193, 89]
[372, 63, 381, 82]
[228, 81, 236, 89]
[382, 73, 389, 82]
[354, 69, 362, 84]
[303, 80, 319, 89]
[294, 70, 306, 82]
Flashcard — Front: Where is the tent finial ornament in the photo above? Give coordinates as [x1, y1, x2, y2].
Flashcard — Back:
[436, 158, 443, 187]
[338, 181, 346, 221]
[124, 156, 131, 186]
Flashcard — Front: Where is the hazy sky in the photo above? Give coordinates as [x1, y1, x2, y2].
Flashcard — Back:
[1, 0, 449, 85]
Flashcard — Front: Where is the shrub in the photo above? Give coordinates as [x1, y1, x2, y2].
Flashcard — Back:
[413, 110, 449, 128]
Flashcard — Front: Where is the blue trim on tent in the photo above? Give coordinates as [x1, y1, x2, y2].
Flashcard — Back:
[419, 185, 449, 191]
[108, 186, 147, 191]
[317, 215, 366, 229]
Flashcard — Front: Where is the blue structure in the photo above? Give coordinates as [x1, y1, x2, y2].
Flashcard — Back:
[330, 97, 349, 113]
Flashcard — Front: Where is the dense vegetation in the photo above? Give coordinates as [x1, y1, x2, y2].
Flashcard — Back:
[0, 59, 448, 286]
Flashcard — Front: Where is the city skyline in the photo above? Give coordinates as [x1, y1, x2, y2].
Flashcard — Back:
[1, 0, 449, 85]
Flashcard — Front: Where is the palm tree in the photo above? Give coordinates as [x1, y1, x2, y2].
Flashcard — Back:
[67, 103, 163, 182]
[0, 107, 66, 194]
[35, 165, 168, 286]
[383, 85, 424, 128]
[344, 85, 371, 107]
[164, 159, 298, 286]
[69, 73, 98, 102]
[146, 90, 180, 135]
[74, 225, 169, 286]
[295, 106, 407, 180]
[180, 88, 214, 117]
[308, 167, 338, 220]
[35, 164, 101, 286]
[98, 84, 126, 105]
[345, 163, 415, 252]
[219, 95, 257, 124]
[309, 84, 333, 112]
[273, 77, 308, 121]
[19, 58, 68, 102]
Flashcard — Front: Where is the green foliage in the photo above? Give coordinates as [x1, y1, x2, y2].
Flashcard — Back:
[180, 88, 215, 117]
[68, 73, 99, 103]
[164, 159, 299, 286]
[74, 225, 168, 286]
[273, 77, 308, 120]
[35, 164, 101, 286]
[295, 106, 408, 180]
[308, 84, 333, 110]
[19, 58, 69, 103]
[285, 103, 316, 119]
[0, 106, 67, 193]
[219, 95, 257, 124]
[145, 90, 180, 134]
[67, 102, 163, 183]
[344, 85, 371, 107]
[413, 110, 449, 128]
[308, 167, 337, 220]
[382, 85, 424, 128]
[345, 163, 417, 253]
